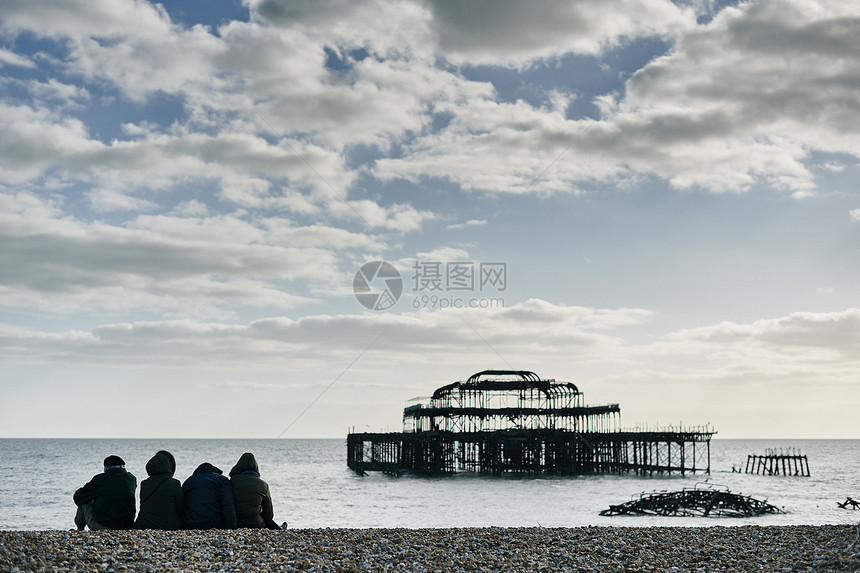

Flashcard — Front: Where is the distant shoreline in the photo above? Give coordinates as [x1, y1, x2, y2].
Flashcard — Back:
[2, 525, 858, 571]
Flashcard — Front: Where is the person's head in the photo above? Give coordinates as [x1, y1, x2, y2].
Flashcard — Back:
[146, 451, 177, 476]
[229, 452, 259, 476]
[103, 455, 125, 472]
[155, 450, 177, 475]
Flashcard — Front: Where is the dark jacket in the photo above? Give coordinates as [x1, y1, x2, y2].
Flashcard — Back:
[73, 468, 137, 529]
[134, 452, 183, 530]
[229, 452, 275, 528]
[182, 462, 236, 529]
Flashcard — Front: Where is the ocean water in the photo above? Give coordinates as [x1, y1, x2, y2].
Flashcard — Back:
[0, 438, 857, 530]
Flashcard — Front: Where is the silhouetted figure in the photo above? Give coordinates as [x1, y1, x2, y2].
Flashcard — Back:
[135, 450, 183, 530]
[182, 462, 236, 529]
[229, 452, 281, 530]
[73, 455, 137, 530]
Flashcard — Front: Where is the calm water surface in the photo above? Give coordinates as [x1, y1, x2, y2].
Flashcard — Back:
[0, 439, 857, 530]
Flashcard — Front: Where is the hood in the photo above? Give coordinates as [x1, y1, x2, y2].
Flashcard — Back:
[229, 452, 259, 476]
[156, 450, 176, 474]
[193, 462, 223, 475]
[145, 451, 175, 477]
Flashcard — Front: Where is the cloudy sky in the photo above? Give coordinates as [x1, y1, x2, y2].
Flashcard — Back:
[1, 0, 858, 439]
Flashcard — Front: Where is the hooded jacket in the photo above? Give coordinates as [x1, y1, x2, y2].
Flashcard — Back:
[134, 451, 183, 530]
[182, 462, 237, 529]
[229, 452, 275, 528]
[73, 467, 137, 529]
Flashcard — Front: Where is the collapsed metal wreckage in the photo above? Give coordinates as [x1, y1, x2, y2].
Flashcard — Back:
[600, 484, 785, 517]
[347, 370, 715, 476]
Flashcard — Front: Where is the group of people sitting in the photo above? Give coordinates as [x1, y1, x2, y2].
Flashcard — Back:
[73, 451, 283, 531]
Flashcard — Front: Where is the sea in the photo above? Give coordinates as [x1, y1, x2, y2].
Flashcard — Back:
[0, 439, 857, 531]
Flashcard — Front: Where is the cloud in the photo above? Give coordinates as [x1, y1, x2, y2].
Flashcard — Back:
[412, 246, 471, 261]
[850, 209, 860, 222]
[377, 0, 860, 195]
[0, 299, 650, 366]
[607, 308, 860, 399]
[423, 0, 695, 65]
[0, 103, 101, 184]
[600, 0, 860, 192]
[2, 303, 857, 437]
[0, 0, 173, 39]
[373, 99, 602, 194]
[2, 304, 855, 412]
[0, 191, 385, 314]
[86, 188, 158, 213]
[445, 219, 487, 231]
[666, 309, 860, 357]
[12, 0, 855, 202]
[215, 380, 282, 391]
[0, 48, 36, 68]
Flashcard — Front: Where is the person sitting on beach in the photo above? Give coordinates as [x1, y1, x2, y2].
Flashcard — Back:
[229, 452, 281, 530]
[134, 450, 183, 530]
[182, 462, 237, 529]
[73, 455, 137, 530]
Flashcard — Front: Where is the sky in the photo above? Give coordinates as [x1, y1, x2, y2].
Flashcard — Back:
[0, 0, 858, 439]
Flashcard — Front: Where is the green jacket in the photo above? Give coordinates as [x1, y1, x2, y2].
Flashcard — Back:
[73, 468, 137, 529]
[229, 453, 275, 528]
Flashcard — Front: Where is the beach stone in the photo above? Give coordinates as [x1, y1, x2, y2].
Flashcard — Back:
[2, 526, 860, 572]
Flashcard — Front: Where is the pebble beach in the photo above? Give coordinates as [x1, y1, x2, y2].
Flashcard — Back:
[2, 525, 858, 572]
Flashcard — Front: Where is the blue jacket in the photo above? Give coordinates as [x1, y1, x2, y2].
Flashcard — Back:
[181, 463, 237, 529]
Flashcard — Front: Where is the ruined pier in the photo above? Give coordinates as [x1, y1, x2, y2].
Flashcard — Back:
[347, 370, 714, 476]
[745, 448, 810, 476]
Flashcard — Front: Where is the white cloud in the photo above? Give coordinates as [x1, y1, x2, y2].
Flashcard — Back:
[850, 209, 860, 222]
[170, 200, 211, 217]
[374, 99, 603, 194]
[86, 188, 158, 213]
[446, 219, 487, 231]
[413, 246, 470, 261]
[0, 0, 173, 40]
[327, 199, 436, 233]
[0, 103, 101, 184]
[0, 48, 36, 68]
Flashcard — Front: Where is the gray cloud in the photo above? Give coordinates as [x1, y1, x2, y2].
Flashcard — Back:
[0, 299, 648, 365]
[376, 0, 860, 194]
[424, 0, 694, 64]
[0, 192, 386, 313]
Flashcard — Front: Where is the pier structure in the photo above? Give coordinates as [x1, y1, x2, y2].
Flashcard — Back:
[347, 370, 715, 476]
[744, 448, 810, 476]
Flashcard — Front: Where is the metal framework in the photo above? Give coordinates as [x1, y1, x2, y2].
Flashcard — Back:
[600, 484, 784, 517]
[347, 370, 715, 476]
[403, 370, 620, 433]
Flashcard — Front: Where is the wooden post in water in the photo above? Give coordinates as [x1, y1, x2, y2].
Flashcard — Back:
[744, 449, 809, 477]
